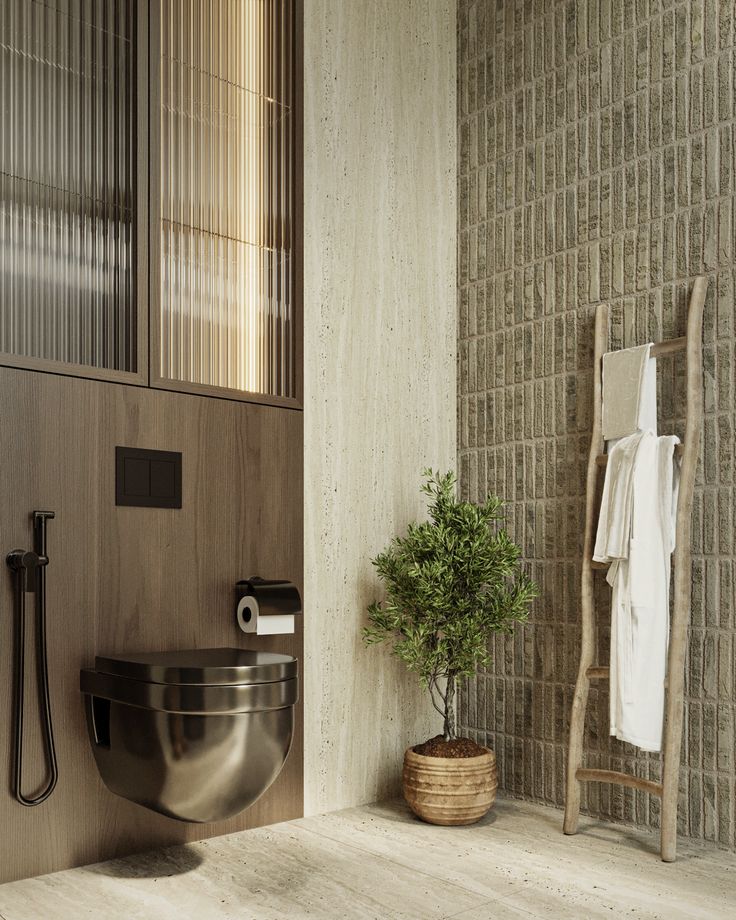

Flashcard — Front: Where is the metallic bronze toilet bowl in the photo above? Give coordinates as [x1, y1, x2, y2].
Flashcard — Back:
[80, 648, 298, 823]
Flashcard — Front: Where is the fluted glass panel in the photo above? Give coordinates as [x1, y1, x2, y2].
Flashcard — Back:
[0, 0, 137, 372]
[160, 0, 293, 397]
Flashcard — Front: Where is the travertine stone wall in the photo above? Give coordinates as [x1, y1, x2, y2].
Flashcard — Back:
[303, 0, 457, 814]
[457, 0, 735, 848]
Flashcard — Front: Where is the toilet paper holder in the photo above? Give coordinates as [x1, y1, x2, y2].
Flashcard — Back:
[235, 578, 301, 636]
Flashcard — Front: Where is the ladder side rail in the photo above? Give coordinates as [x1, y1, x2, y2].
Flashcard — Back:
[563, 303, 608, 836]
[660, 276, 707, 862]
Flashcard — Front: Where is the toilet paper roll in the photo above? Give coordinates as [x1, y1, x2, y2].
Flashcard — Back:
[236, 595, 295, 635]
[235, 578, 300, 636]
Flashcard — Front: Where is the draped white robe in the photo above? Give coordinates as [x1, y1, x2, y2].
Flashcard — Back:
[593, 430, 680, 751]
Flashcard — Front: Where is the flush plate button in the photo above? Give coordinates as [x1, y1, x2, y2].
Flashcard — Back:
[116, 447, 182, 508]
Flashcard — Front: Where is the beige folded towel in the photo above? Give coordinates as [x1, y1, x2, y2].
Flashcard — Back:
[602, 343, 657, 440]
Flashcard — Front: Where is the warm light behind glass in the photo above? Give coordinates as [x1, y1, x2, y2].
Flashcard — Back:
[159, 0, 293, 397]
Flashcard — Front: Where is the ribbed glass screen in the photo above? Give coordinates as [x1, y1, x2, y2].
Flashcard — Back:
[0, 0, 137, 372]
[159, 0, 294, 397]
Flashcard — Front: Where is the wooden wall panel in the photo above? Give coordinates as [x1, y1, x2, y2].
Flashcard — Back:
[0, 367, 303, 883]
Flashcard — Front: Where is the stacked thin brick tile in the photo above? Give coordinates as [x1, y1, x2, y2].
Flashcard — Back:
[457, 0, 735, 848]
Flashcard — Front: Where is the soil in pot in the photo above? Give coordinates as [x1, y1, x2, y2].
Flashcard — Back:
[413, 735, 487, 758]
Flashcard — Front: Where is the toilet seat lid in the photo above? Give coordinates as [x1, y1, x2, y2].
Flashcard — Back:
[93, 647, 297, 686]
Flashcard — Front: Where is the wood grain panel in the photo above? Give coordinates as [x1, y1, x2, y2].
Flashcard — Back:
[0, 367, 303, 882]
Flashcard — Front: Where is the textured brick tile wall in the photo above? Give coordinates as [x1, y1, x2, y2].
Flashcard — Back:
[457, 0, 735, 848]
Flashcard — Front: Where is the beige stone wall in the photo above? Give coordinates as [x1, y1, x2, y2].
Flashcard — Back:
[303, 1, 457, 814]
[457, 0, 736, 847]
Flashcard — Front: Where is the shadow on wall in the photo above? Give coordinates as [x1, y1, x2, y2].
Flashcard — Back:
[357, 563, 444, 751]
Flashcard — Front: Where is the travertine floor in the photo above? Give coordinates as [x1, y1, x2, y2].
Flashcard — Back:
[0, 798, 733, 919]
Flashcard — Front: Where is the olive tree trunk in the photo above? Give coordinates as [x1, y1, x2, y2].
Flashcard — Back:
[443, 673, 457, 741]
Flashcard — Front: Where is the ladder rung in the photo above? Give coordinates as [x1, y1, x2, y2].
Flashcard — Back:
[576, 768, 663, 797]
[596, 443, 684, 467]
[592, 558, 676, 571]
[650, 336, 686, 357]
[585, 666, 668, 689]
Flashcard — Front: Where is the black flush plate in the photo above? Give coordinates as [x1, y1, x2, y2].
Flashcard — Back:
[116, 447, 182, 508]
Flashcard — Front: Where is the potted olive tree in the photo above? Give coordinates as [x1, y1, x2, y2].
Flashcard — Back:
[364, 470, 537, 826]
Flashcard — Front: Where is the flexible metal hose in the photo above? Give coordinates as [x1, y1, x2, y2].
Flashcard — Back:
[8, 512, 58, 806]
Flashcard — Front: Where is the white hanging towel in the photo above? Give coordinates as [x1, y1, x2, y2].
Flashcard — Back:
[593, 429, 680, 751]
[602, 343, 657, 440]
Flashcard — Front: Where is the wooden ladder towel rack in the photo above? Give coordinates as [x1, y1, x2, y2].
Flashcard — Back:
[563, 277, 707, 863]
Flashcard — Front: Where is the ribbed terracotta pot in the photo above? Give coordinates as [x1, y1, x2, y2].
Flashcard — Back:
[403, 745, 498, 826]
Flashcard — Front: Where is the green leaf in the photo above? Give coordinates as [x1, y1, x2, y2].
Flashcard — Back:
[364, 470, 539, 739]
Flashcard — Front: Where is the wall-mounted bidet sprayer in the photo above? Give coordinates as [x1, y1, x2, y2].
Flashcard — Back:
[6, 511, 58, 806]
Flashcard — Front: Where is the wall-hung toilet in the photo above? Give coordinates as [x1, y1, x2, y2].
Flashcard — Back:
[80, 648, 298, 823]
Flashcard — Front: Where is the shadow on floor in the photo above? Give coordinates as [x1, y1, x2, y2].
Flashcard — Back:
[373, 796, 670, 860]
[85, 844, 204, 879]
[366, 797, 499, 831]
[497, 797, 662, 859]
